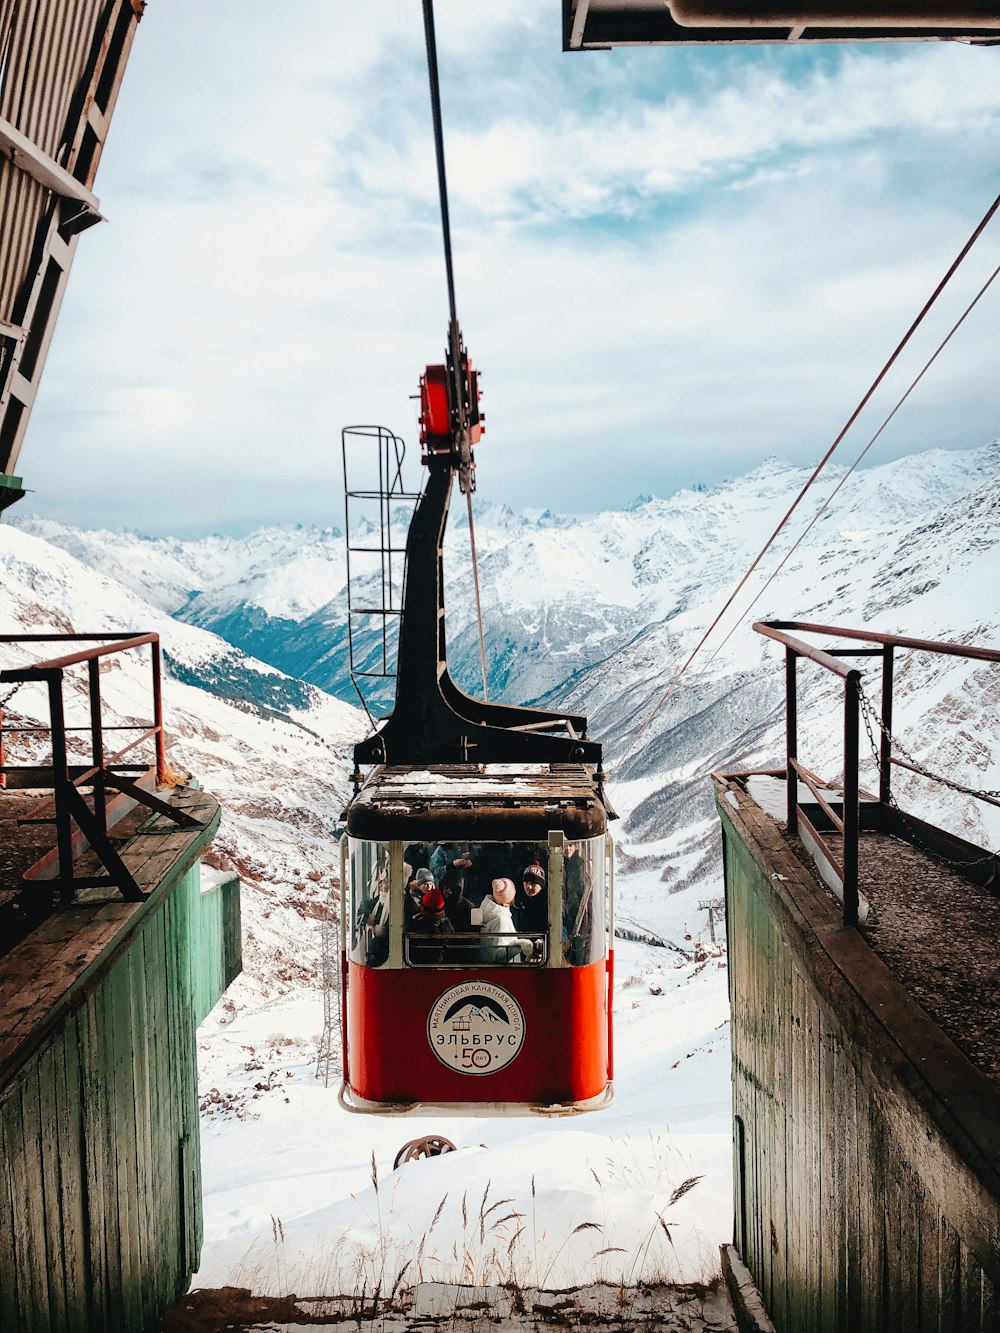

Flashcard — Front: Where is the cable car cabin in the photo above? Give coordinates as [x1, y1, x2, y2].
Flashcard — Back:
[339, 346, 614, 1113]
[339, 764, 614, 1115]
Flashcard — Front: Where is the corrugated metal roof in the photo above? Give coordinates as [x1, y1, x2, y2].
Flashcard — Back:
[0, 0, 143, 483]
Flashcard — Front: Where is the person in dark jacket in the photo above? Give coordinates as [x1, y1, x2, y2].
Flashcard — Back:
[405, 866, 435, 928]
[441, 867, 478, 963]
[408, 887, 455, 964]
[515, 862, 548, 938]
[429, 842, 473, 881]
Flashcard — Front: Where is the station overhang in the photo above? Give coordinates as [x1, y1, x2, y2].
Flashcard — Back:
[563, 0, 1000, 49]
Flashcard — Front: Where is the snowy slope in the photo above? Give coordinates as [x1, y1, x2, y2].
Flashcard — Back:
[15, 439, 1000, 896]
[4, 438, 999, 1301]
[0, 526, 367, 984]
[16, 442, 1000, 719]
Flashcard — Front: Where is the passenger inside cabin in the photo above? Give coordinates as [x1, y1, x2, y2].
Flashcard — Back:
[404, 843, 431, 874]
[441, 867, 478, 961]
[562, 841, 593, 963]
[406, 867, 435, 927]
[354, 860, 392, 967]
[429, 841, 474, 881]
[408, 887, 455, 964]
[515, 862, 548, 936]
[479, 879, 533, 964]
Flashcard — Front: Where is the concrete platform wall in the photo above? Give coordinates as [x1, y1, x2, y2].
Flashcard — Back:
[716, 779, 1000, 1333]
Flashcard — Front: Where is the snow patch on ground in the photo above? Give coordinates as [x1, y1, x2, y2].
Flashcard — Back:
[193, 934, 733, 1297]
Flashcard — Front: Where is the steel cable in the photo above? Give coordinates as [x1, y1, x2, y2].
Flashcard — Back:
[422, 0, 490, 701]
[702, 257, 1000, 671]
[624, 186, 1000, 763]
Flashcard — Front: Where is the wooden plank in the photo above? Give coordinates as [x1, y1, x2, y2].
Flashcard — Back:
[145, 904, 179, 1316]
[915, 1199, 940, 1333]
[37, 1037, 70, 1330]
[12, 1066, 52, 1329]
[960, 1237, 984, 1333]
[844, 1057, 863, 1333]
[55, 1013, 89, 1333]
[79, 994, 111, 1329]
[981, 1267, 998, 1332]
[816, 1010, 836, 1333]
[804, 977, 822, 1333]
[127, 928, 157, 1329]
[0, 1093, 22, 1330]
[165, 877, 197, 1283]
[939, 1213, 961, 1333]
[108, 957, 143, 1330]
[896, 1159, 920, 1333]
[0, 904, 135, 1065]
[786, 962, 805, 1333]
[97, 970, 127, 1328]
[776, 921, 791, 1333]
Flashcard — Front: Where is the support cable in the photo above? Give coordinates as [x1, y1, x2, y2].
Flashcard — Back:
[702, 257, 1000, 671]
[466, 490, 490, 701]
[626, 187, 1000, 757]
[422, 0, 490, 700]
[421, 0, 465, 434]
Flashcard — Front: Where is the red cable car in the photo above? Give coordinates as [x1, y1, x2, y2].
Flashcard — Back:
[338, 334, 615, 1115]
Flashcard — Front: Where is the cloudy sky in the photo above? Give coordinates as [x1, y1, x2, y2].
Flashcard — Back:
[18, 3, 1000, 535]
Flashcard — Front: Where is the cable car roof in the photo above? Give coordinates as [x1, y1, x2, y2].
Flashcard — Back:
[346, 763, 611, 842]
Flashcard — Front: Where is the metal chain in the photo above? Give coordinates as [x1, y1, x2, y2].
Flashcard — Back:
[858, 688, 1000, 802]
[858, 687, 999, 879]
[0, 680, 25, 711]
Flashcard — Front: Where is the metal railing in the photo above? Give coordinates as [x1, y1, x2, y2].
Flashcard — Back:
[0, 633, 198, 901]
[753, 620, 1000, 927]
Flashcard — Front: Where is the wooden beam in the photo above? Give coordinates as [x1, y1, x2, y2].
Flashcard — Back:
[0, 116, 102, 217]
[570, 0, 592, 48]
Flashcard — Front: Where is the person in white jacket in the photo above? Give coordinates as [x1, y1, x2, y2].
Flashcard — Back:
[479, 878, 534, 964]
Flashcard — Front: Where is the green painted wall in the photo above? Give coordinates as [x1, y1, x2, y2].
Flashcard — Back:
[0, 861, 241, 1332]
[718, 785, 1000, 1333]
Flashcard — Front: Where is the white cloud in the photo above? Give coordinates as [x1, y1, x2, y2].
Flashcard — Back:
[17, 6, 1000, 534]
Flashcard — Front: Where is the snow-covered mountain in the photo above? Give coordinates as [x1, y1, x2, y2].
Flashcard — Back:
[0, 524, 367, 987]
[16, 443, 1000, 715]
[4, 441, 998, 1299]
[13, 440, 1000, 912]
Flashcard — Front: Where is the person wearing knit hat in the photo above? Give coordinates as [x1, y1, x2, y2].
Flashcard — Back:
[408, 883, 454, 964]
[492, 878, 516, 905]
[404, 865, 432, 928]
[480, 878, 533, 964]
[421, 887, 446, 915]
[516, 862, 549, 936]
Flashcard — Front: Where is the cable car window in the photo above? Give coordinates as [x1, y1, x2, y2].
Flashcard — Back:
[404, 839, 549, 968]
[563, 836, 607, 967]
[349, 838, 391, 968]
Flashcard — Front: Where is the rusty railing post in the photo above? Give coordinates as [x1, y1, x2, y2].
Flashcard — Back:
[786, 646, 798, 835]
[88, 656, 106, 834]
[879, 644, 894, 807]
[842, 669, 861, 927]
[151, 635, 165, 785]
[47, 670, 74, 891]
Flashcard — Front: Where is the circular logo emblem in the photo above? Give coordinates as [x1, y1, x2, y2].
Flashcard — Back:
[427, 981, 525, 1076]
